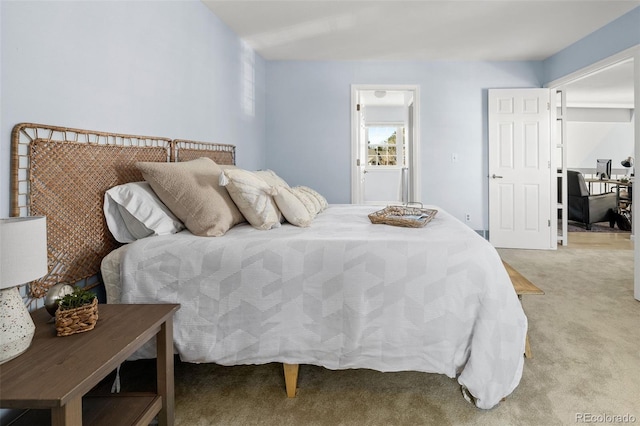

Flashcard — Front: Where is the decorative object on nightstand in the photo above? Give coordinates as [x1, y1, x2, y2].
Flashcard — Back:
[44, 283, 75, 316]
[0, 216, 48, 364]
[55, 286, 99, 336]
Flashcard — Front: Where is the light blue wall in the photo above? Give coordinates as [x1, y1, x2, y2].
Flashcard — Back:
[265, 61, 543, 228]
[1, 2, 637, 228]
[0, 0, 266, 217]
[544, 6, 640, 84]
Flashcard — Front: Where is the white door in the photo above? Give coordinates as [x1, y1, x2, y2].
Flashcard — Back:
[488, 88, 554, 249]
[351, 85, 420, 204]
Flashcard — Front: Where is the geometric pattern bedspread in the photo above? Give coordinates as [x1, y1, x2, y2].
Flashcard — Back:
[106, 205, 527, 409]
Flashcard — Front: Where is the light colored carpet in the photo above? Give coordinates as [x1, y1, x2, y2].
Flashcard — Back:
[168, 243, 638, 425]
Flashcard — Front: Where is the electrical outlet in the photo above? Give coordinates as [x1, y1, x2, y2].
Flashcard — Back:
[465, 213, 470, 222]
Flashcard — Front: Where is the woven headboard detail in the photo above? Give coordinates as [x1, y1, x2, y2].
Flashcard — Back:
[173, 139, 236, 164]
[29, 140, 170, 298]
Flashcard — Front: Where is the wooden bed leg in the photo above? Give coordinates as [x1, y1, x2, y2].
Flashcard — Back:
[283, 363, 299, 398]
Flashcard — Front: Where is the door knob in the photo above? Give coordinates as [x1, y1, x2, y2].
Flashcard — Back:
[491, 174, 503, 179]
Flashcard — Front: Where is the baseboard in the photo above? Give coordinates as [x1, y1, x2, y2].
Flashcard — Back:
[475, 230, 489, 240]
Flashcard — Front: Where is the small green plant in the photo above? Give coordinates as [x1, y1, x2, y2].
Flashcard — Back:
[58, 287, 96, 311]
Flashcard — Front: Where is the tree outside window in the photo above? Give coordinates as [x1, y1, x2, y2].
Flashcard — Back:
[367, 126, 405, 166]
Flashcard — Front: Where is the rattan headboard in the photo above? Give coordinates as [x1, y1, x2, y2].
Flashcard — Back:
[173, 139, 235, 164]
[11, 123, 236, 305]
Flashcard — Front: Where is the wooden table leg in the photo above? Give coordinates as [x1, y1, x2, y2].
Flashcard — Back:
[51, 396, 82, 426]
[524, 333, 533, 358]
[157, 319, 175, 426]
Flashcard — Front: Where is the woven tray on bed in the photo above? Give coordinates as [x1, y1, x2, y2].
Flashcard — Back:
[368, 205, 438, 228]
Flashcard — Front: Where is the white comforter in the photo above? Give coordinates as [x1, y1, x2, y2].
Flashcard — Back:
[110, 205, 527, 409]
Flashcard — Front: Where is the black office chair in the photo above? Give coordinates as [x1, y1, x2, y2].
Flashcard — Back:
[560, 170, 617, 230]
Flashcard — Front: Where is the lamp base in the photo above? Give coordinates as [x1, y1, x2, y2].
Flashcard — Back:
[0, 286, 35, 364]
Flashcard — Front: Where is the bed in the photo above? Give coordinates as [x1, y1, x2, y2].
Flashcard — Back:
[11, 123, 527, 410]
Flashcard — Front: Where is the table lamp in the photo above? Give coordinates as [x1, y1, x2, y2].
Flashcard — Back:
[0, 217, 48, 364]
[621, 156, 634, 176]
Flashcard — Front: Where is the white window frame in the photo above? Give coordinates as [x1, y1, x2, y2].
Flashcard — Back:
[365, 122, 405, 169]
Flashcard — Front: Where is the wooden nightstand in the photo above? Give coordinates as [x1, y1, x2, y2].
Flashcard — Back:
[0, 303, 179, 426]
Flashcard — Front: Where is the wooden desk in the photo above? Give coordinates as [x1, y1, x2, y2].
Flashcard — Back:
[0, 304, 179, 426]
[503, 261, 544, 359]
[585, 178, 632, 197]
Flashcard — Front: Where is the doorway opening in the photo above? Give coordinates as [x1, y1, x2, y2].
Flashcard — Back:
[549, 55, 636, 246]
[351, 85, 420, 204]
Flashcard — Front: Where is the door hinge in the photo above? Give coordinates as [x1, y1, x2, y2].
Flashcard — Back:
[356, 158, 361, 166]
[548, 219, 551, 227]
[547, 102, 550, 111]
[356, 104, 361, 111]
[548, 160, 551, 169]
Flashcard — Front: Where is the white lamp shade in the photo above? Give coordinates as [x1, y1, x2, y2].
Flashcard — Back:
[0, 217, 48, 289]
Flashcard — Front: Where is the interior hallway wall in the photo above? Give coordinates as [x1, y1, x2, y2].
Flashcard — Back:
[566, 120, 635, 173]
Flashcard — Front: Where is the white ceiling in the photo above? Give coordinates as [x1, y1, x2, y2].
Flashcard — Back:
[564, 59, 635, 108]
[202, 0, 639, 62]
[360, 90, 412, 107]
[202, 1, 638, 106]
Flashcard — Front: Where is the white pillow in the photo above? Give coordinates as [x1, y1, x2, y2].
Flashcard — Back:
[292, 187, 319, 216]
[273, 186, 313, 227]
[297, 186, 328, 211]
[219, 168, 281, 230]
[104, 181, 184, 243]
[254, 169, 290, 189]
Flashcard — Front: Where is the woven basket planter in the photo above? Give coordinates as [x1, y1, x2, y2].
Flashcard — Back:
[55, 297, 99, 337]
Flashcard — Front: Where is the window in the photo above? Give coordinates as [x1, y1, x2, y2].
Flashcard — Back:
[366, 125, 405, 166]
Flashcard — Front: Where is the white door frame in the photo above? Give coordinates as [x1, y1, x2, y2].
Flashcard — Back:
[350, 84, 421, 204]
[545, 45, 640, 301]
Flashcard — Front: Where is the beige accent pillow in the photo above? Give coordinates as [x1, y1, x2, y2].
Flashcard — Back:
[297, 186, 328, 211]
[136, 157, 244, 237]
[273, 186, 313, 227]
[220, 168, 280, 230]
[254, 169, 289, 189]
